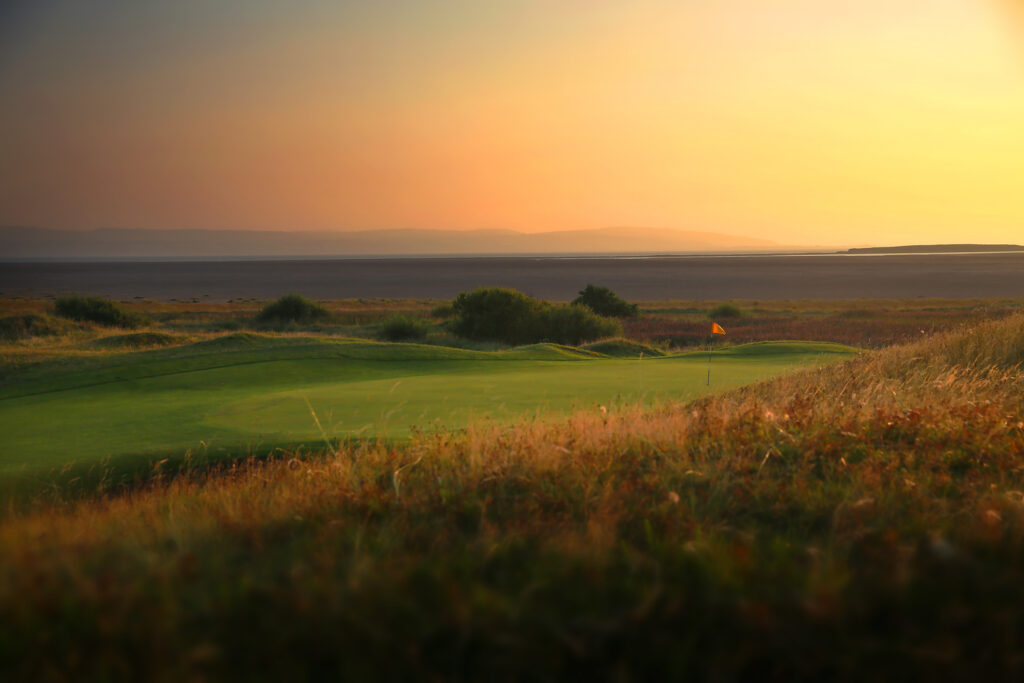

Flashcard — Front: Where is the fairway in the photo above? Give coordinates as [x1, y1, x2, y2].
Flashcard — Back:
[0, 335, 856, 478]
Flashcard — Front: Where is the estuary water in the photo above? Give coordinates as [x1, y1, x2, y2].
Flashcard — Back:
[2, 252, 1023, 301]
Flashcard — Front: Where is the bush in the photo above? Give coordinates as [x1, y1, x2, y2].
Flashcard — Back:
[540, 305, 621, 346]
[379, 315, 430, 342]
[572, 284, 638, 318]
[54, 296, 145, 328]
[708, 303, 743, 319]
[451, 287, 619, 346]
[255, 294, 331, 324]
[450, 288, 547, 346]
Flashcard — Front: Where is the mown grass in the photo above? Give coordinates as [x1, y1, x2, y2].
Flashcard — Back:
[0, 335, 850, 503]
[0, 314, 1022, 679]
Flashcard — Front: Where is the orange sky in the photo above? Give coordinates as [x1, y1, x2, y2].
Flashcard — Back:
[1, 0, 1023, 246]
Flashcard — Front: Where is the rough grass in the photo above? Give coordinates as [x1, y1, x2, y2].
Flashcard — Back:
[53, 296, 146, 328]
[3, 296, 1021, 363]
[708, 302, 743, 319]
[81, 332, 186, 350]
[627, 301, 1023, 349]
[0, 313, 75, 341]
[1, 315, 1022, 679]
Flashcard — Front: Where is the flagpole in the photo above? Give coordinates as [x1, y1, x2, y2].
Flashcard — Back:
[706, 335, 712, 386]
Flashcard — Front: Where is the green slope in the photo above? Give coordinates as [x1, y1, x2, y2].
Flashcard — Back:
[0, 336, 858, 483]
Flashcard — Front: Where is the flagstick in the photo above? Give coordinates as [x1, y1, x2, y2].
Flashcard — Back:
[706, 335, 712, 386]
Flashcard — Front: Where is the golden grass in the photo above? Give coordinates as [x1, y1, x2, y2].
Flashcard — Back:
[1, 310, 1023, 679]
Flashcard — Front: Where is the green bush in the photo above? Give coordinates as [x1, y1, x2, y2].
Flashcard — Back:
[708, 303, 743, 319]
[451, 287, 619, 346]
[450, 288, 546, 346]
[540, 305, 621, 346]
[54, 296, 145, 328]
[378, 315, 430, 342]
[255, 294, 331, 324]
[572, 284, 638, 318]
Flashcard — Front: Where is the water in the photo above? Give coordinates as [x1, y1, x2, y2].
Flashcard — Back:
[2, 252, 1023, 301]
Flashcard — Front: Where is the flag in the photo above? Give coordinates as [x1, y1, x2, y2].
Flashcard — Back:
[711, 322, 726, 335]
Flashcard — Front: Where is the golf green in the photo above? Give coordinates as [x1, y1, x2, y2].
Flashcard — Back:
[0, 335, 857, 477]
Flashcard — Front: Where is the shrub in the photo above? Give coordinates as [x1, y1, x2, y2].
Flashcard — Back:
[450, 288, 546, 346]
[540, 305, 621, 346]
[255, 294, 331, 324]
[451, 287, 619, 346]
[379, 315, 430, 342]
[572, 284, 639, 318]
[708, 303, 743, 319]
[54, 296, 145, 328]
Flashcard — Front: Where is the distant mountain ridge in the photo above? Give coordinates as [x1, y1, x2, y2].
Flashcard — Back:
[0, 226, 780, 259]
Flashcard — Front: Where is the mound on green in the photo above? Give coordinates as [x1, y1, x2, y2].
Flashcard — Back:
[53, 295, 145, 328]
[582, 338, 665, 357]
[83, 332, 185, 350]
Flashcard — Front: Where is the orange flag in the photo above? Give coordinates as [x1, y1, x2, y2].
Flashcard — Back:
[711, 322, 726, 335]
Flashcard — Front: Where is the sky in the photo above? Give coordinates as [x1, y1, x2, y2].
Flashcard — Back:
[1, 0, 1023, 247]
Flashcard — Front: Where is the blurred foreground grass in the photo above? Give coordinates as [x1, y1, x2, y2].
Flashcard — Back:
[1, 312, 1023, 680]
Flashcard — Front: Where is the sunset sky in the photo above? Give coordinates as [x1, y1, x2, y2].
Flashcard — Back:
[1, 0, 1023, 247]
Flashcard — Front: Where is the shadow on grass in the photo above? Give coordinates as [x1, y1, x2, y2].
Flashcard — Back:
[0, 436, 390, 510]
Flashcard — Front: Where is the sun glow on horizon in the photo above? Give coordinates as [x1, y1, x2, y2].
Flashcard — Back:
[1, 0, 1022, 247]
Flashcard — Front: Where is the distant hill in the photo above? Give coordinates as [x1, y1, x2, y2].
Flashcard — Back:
[0, 226, 780, 259]
[844, 244, 1024, 254]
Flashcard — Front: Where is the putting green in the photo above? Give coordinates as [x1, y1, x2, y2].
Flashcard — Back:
[0, 335, 857, 477]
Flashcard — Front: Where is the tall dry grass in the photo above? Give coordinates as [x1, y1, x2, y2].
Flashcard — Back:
[1, 314, 1023, 679]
